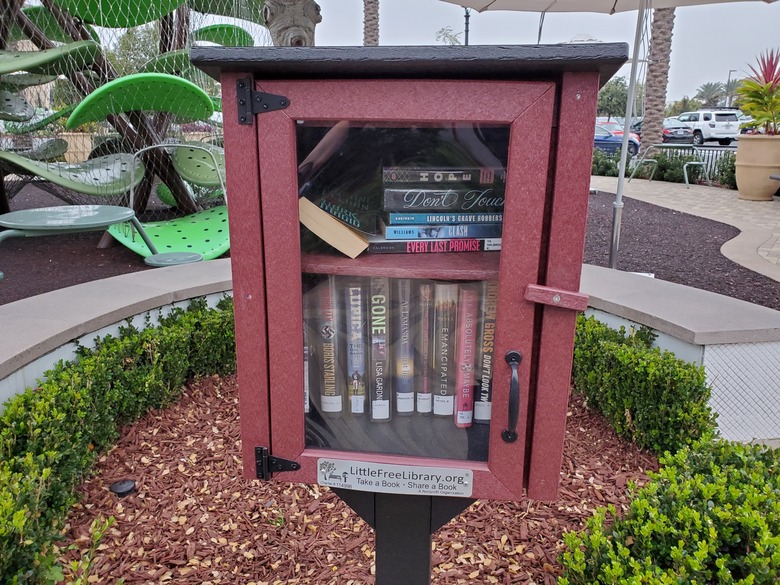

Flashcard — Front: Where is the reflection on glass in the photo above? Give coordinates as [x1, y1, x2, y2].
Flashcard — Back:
[297, 122, 509, 258]
[297, 121, 508, 462]
[303, 275, 497, 462]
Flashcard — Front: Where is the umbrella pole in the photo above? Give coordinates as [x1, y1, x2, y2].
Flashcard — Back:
[609, 0, 647, 269]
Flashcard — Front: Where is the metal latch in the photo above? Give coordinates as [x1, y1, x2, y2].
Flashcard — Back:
[237, 78, 290, 125]
[255, 446, 301, 480]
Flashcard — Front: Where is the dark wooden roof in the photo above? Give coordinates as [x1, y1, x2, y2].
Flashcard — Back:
[190, 44, 628, 88]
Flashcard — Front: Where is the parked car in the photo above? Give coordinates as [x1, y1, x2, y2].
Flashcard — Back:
[596, 120, 642, 144]
[594, 124, 639, 156]
[632, 118, 694, 144]
[676, 109, 740, 145]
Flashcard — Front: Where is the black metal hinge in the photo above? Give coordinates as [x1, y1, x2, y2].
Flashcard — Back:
[255, 446, 301, 480]
[237, 78, 290, 125]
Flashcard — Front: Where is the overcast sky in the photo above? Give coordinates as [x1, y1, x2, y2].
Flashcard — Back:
[313, 0, 780, 103]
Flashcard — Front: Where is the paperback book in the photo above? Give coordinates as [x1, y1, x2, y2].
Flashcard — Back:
[432, 283, 459, 417]
[381, 221, 503, 240]
[386, 211, 504, 225]
[454, 285, 479, 428]
[382, 167, 506, 186]
[316, 275, 344, 416]
[365, 237, 502, 255]
[344, 279, 367, 415]
[392, 279, 415, 416]
[383, 187, 505, 213]
[474, 280, 498, 424]
[369, 277, 392, 422]
[414, 283, 435, 414]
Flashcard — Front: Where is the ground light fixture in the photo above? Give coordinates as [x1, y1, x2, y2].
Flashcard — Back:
[109, 479, 136, 498]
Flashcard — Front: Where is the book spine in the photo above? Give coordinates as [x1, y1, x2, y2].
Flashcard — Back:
[387, 212, 504, 225]
[454, 285, 478, 428]
[416, 283, 434, 415]
[383, 187, 504, 213]
[382, 223, 503, 240]
[369, 277, 392, 422]
[382, 167, 505, 185]
[393, 279, 416, 415]
[474, 281, 499, 424]
[432, 283, 459, 417]
[317, 275, 344, 416]
[344, 279, 367, 415]
[366, 238, 502, 255]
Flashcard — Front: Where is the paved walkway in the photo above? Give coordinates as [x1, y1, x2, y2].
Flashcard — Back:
[590, 176, 780, 283]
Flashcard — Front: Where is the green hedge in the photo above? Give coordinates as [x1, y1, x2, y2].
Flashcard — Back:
[0, 297, 236, 585]
[572, 315, 716, 455]
[560, 439, 780, 584]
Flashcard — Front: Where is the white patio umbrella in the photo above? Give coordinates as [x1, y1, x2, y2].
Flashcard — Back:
[440, 0, 778, 269]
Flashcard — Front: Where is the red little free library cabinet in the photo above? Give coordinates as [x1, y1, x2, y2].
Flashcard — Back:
[192, 44, 627, 503]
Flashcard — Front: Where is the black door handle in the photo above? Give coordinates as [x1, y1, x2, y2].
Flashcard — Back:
[501, 350, 522, 443]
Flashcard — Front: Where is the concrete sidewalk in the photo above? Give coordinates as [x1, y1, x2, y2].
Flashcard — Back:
[590, 176, 780, 283]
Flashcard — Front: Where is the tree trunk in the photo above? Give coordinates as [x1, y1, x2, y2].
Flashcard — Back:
[363, 0, 379, 46]
[641, 7, 675, 153]
[263, 0, 322, 47]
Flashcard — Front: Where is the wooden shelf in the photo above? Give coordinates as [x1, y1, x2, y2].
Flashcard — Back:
[301, 251, 501, 281]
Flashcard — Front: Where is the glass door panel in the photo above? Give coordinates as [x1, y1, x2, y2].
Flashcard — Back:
[297, 120, 508, 463]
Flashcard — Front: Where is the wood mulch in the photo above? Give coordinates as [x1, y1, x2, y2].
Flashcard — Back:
[57, 374, 658, 584]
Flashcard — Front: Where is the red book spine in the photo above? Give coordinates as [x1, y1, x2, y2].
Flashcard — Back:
[454, 285, 478, 428]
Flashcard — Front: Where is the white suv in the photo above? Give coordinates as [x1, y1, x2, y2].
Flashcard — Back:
[677, 109, 740, 146]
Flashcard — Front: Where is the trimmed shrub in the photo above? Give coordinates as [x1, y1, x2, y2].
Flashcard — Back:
[714, 150, 737, 189]
[592, 148, 624, 177]
[560, 439, 780, 584]
[572, 315, 716, 455]
[0, 297, 236, 584]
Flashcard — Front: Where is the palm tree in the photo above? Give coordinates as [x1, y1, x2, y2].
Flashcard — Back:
[363, 0, 379, 46]
[694, 82, 724, 107]
[640, 7, 675, 152]
[723, 77, 741, 107]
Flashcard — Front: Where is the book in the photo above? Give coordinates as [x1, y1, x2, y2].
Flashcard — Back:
[432, 283, 458, 417]
[303, 326, 311, 415]
[383, 187, 505, 213]
[386, 212, 504, 225]
[392, 278, 415, 416]
[315, 275, 344, 416]
[382, 167, 506, 186]
[381, 221, 503, 240]
[454, 285, 479, 428]
[366, 237, 502, 255]
[344, 279, 368, 415]
[299, 196, 369, 259]
[415, 282, 435, 415]
[474, 281, 499, 424]
[369, 277, 392, 422]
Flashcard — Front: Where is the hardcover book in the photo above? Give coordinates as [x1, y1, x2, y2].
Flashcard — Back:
[381, 221, 503, 240]
[382, 167, 506, 186]
[386, 212, 504, 225]
[392, 278, 415, 416]
[415, 282, 435, 415]
[344, 279, 368, 415]
[474, 281, 499, 424]
[454, 285, 479, 428]
[383, 187, 505, 213]
[369, 277, 392, 422]
[432, 283, 459, 417]
[316, 275, 344, 416]
[365, 237, 502, 255]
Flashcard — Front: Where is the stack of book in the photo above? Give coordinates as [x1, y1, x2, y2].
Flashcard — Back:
[299, 166, 506, 257]
[303, 275, 498, 429]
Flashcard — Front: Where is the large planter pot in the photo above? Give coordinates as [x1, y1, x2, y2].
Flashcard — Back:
[735, 134, 780, 201]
